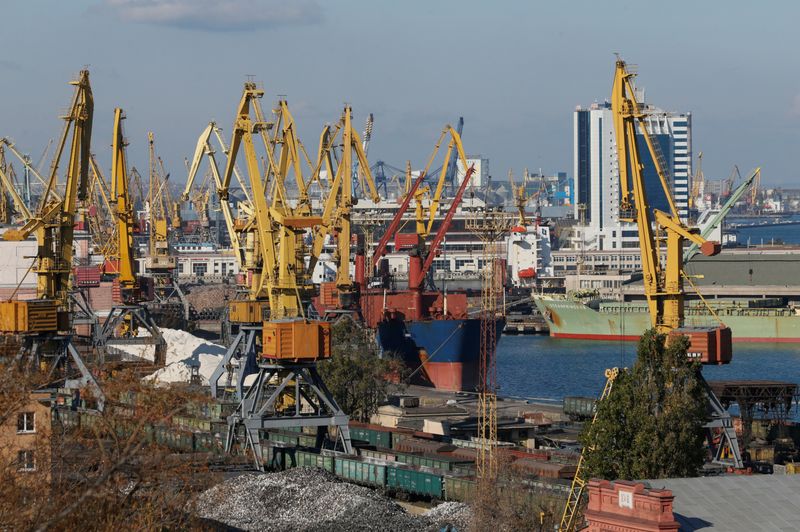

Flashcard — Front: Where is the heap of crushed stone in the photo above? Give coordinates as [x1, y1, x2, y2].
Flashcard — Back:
[191, 467, 471, 531]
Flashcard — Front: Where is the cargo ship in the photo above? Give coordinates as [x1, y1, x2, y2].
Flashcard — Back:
[534, 296, 800, 343]
[359, 289, 504, 392]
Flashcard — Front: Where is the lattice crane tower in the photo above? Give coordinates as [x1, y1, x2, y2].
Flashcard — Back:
[467, 208, 511, 481]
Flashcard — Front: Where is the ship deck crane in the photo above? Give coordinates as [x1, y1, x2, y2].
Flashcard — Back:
[210, 81, 352, 467]
[559, 58, 743, 532]
[687, 168, 759, 262]
[0, 70, 104, 408]
[370, 126, 473, 297]
[370, 125, 472, 280]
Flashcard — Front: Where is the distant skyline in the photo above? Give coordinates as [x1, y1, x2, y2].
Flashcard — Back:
[0, 0, 798, 186]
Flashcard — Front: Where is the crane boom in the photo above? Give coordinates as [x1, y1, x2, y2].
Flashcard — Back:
[111, 108, 136, 291]
[612, 59, 720, 333]
[686, 168, 759, 262]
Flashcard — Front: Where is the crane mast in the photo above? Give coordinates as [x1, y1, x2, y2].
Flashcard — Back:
[612, 59, 721, 333]
[111, 109, 137, 292]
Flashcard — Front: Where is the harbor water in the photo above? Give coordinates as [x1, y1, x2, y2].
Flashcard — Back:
[496, 335, 800, 418]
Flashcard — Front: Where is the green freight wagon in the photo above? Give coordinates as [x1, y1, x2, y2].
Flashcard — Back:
[295, 449, 335, 473]
[444, 476, 476, 502]
[335, 456, 386, 488]
[297, 433, 318, 448]
[392, 450, 474, 472]
[194, 432, 224, 454]
[79, 411, 101, 431]
[349, 425, 392, 449]
[261, 444, 297, 470]
[563, 396, 595, 420]
[358, 448, 397, 462]
[55, 408, 81, 430]
[266, 430, 300, 446]
[387, 465, 444, 499]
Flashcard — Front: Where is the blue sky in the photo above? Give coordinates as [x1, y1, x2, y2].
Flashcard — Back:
[1, 0, 798, 186]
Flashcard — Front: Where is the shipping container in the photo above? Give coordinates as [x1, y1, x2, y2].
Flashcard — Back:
[387, 465, 444, 498]
[74, 265, 102, 287]
[334, 456, 386, 487]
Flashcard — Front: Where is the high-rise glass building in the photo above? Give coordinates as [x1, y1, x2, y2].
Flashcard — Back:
[573, 100, 691, 250]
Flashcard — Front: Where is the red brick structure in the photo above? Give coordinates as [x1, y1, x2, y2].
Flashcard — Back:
[585, 479, 680, 532]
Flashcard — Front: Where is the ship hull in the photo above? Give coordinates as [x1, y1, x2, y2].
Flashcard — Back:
[376, 318, 504, 391]
[535, 297, 800, 343]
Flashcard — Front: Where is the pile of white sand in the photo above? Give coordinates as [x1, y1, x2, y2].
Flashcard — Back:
[112, 328, 227, 385]
[143, 328, 227, 386]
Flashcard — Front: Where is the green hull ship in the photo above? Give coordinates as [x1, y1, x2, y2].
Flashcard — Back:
[534, 296, 800, 343]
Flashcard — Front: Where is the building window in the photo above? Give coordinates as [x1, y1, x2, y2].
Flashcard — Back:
[17, 412, 35, 434]
[17, 450, 35, 472]
[192, 263, 208, 276]
[432, 259, 450, 271]
[455, 259, 474, 270]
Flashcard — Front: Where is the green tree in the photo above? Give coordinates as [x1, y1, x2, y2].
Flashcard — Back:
[318, 317, 407, 422]
[581, 329, 707, 480]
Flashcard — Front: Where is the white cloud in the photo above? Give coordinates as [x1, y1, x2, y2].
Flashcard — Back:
[101, 0, 323, 31]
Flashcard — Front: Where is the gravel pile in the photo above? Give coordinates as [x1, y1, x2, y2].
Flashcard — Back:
[192, 468, 471, 531]
[423, 502, 471, 530]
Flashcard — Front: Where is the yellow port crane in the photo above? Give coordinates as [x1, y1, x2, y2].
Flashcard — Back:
[0, 70, 104, 407]
[211, 82, 323, 398]
[94, 109, 166, 363]
[611, 58, 725, 334]
[208, 81, 352, 464]
[110, 109, 137, 291]
[0, 146, 17, 224]
[307, 105, 380, 300]
[145, 132, 176, 274]
[560, 58, 743, 532]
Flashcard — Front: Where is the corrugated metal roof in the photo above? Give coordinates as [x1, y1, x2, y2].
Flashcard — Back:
[644, 475, 800, 531]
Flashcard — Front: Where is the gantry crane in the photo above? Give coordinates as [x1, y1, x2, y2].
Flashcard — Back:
[0, 70, 104, 408]
[181, 121, 249, 269]
[143, 132, 189, 326]
[612, 57, 740, 465]
[209, 81, 351, 467]
[94, 109, 165, 364]
[559, 59, 743, 532]
[307, 106, 380, 307]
